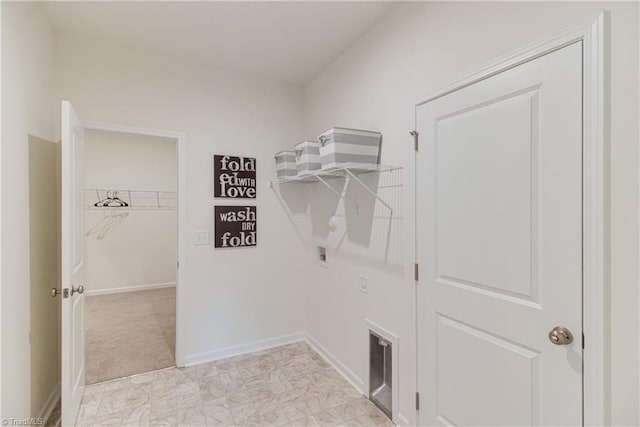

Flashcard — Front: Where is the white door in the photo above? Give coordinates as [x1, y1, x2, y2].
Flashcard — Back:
[416, 42, 583, 426]
[61, 100, 86, 427]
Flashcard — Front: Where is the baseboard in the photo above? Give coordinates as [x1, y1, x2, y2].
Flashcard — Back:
[303, 332, 365, 395]
[396, 414, 411, 426]
[183, 332, 307, 366]
[38, 382, 60, 424]
[85, 282, 176, 296]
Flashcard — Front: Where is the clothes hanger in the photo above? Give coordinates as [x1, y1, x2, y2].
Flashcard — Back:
[94, 190, 129, 208]
[106, 191, 129, 207]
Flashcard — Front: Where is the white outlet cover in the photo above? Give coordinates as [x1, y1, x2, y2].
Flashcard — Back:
[194, 231, 210, 246]
[359, 275, 369, 294]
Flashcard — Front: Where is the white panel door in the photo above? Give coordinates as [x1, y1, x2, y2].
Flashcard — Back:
[61, 100, 86, 427]
[416, 42, 582, 426]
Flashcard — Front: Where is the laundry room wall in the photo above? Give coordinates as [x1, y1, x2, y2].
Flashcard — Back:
[84, 130, 177, 294]
[302, 2, 639, 425]
[1, 1, 57, 420]
[54, 32, 308, 364]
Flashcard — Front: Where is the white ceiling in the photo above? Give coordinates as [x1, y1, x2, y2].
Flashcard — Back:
[41, 1, 397, 85]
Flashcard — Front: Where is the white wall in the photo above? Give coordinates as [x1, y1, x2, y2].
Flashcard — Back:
[54, 32, 308, 363]
[84, 130, 177, 293]
[1, 2, 56, 419]
[302, 2, 639, 425]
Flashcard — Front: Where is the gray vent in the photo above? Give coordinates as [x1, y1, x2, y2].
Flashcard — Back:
[369, 330, 392, 419]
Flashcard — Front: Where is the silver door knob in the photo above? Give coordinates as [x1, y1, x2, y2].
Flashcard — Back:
[51, 288, 61, 298]
[71, 285, 84, 296]
[548, 326, 573, 345]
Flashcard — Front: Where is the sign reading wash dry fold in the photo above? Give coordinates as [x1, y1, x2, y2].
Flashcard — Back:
[213, 155, 256, 198]
[215, 206, 257, 248]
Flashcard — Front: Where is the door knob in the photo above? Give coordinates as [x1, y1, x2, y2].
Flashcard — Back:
[51, 288, 70, 298]
[548, 326, 573, 345]
[71, 285, 84, 296]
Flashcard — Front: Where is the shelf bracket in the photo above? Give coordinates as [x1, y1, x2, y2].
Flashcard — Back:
[343, 169, 393, 215]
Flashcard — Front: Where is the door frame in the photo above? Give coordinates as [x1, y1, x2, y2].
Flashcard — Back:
[413, 13, 608, 426]
[82, 120, 188, 367]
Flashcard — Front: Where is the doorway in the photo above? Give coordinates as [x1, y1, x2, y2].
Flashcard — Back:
[417, 41, 583, 424]
[59, 102, 187, 425]
[414, 16, 607, 426]
[83, 128, 178, 384]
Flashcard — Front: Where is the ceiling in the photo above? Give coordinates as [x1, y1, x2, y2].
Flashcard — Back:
[41, 1, 397, 85]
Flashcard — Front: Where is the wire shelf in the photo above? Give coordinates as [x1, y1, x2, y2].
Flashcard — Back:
[274, 163, 402, 184]
[85, 189, 177, 210]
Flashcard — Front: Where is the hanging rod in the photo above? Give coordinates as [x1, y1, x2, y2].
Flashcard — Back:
[85, 188, 177, 210]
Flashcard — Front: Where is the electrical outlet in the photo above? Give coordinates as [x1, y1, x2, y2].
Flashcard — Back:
[359, 275, 369, 294]
[194, 231, 210, 246]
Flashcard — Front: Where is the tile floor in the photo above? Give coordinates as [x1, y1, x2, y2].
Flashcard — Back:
[45, 399, 62, 427]
[76, 341, 394, 427]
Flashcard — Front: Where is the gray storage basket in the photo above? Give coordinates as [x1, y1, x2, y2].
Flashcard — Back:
[294, 141, 321, 175]
[318, 127, 382, 169]
[274, 150, 297, 178]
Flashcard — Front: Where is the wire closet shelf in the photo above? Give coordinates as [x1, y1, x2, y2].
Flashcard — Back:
[85, 189, 177, 210]
[273, 162, 402, 184]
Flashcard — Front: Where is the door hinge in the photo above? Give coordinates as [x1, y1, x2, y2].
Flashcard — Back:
[410, 130, 419, 151]
[416, 392, 420, 410]
[414, 263, 419, 282]
[177, 261, 180, 268]
[582, 332, 585, 349]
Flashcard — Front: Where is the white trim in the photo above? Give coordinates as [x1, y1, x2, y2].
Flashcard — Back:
[38, 383, 60, 424]
[414, 13, 608, 426]
[396, 414, 411, 426]
[364, 319, 400, 425]
[183, 332, 306, 367]
[304, 332, 365, 395]
[82, 120, 188, 368]
[0, 3, 3, 419]
[82, 121, 182, 140]
[85, 282, 175, 297]
[416, 14, 604, 108]
[581, 13, 609, 427]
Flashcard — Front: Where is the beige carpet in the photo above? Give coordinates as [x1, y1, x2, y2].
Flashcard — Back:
[85, 287, 175, 384]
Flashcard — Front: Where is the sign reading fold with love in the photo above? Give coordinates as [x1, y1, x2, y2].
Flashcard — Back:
[213, 155, 256, 198]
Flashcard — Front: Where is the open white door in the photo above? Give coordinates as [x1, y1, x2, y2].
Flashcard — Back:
[61, 100, 86, 427]
[416, 42, 583, 425]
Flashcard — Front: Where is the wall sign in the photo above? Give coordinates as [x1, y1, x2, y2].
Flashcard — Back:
[215, 206, 257, 248]
[214, 155, 256, 198]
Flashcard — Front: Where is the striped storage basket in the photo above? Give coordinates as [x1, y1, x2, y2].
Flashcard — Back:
[274, 150, 297, 178]
[318, 127, 382, 169]
[294, 141, 321, 175]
